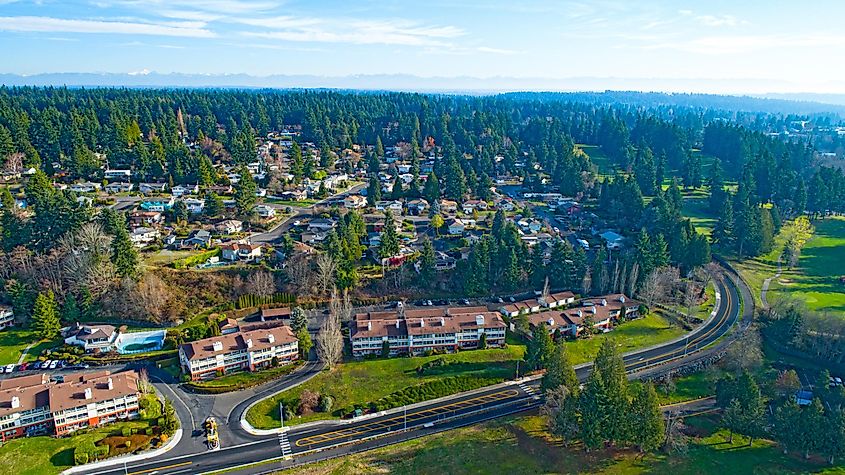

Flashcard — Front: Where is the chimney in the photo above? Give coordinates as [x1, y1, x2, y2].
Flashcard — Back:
[440, 317, 445, 326]
[84, 387, 93, 400]
[420, 318, 425, 327]
[619, 295, 626, 303]
[212, 341, 223, 351]
[367, 321, 372, 331]
[107, 377, 113, 390]
[268, 333, 275, 344]
[577, 309, 583, 317]
[11, 396, 20, 409]
[601, 298, 607, 306]
[590, 306, 597, 314]
[547, 318, 555, 326]
[246, 338, 253, 348]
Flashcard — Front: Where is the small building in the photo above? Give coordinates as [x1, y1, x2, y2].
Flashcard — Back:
[62, 323, 119, 352]
[183, 198, 206, 214]
[307, 218, 336, 232]
[130, 227, 160, 248]
[184, 229, 212, 248]
[171, 184, 199, 197]
[0, 305, 14, 330]
[220, 242, 262, 262]
[599, 231, 625, 250]
[139, 182, 168, 194]
[259, 307, 292, 324]
[215, 219, 244, 235]
[343, 194, 367, 209]
[140, 197, 174, 212]
[254, 204, 277, 218]
[129, 211, 163, 227]
[105, 182, 134, 194]
[69, 182, 101, 193]
[439, 199, 458, 214]
[539, 291, 576, 309]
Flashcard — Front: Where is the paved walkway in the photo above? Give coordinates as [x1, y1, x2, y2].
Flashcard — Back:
[761, 254, 783, 309]
[17, 342, 35, 365]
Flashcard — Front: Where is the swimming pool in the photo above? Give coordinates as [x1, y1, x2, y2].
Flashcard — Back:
[115, 330, 167, 354]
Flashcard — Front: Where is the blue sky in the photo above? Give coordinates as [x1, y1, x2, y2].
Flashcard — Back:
[1, 0, 844, 92]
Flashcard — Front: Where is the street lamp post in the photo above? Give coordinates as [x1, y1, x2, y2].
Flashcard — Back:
[280, 402, 285, 429]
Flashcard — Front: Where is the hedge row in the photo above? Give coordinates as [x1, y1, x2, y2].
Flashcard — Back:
[172, 248, 221, 269]
[183, 361, 302, 394]
[235, 292, 296, 309]
[344, 376, 502, 415]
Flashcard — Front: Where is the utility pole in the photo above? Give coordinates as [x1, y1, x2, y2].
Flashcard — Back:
[280, 402, 285, 429]
[515, 360, 520, 379]
[403, 405, 407, 431]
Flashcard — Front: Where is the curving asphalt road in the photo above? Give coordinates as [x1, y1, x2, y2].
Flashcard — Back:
[80, 270, 744, 475]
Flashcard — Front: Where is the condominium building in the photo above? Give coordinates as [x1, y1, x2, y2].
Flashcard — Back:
[178, 325, 299, 380]
[350, 305, 507, 357]
[0, 305, 14, 330]
[0, 371, 140, 441]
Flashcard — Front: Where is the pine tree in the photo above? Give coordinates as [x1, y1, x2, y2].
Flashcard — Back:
[774, 398, 802, 454]
[296, 327, 313, 358]
[424, 171, 440, 203]
[31, 291, 61, 339]
[390, 174, 404, 200]
[628, 383, 665, 452]
[378, 211, 400, 260]
[290, 307, 308, 332]
[204, 192, 223, 217]
[713, 196, 735, 249]
[594, 338, 630, 446]
[526, 325, 554, 370]
[541, 342, 578, 394]
[367, 174, 381, 206]
[62, 294, 81, 322]
[418, 238, 436, 287]
[112, 225, 139, 278]
[290, 141, 304, 181]
[580, 368, 609, 451]
[234, 167, 257, 215]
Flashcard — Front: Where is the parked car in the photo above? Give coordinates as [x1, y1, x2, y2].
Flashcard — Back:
[460, 298, 470, 305]
[4, 364, 15, 373]
[426, 300, 433, 306]
[32, 361, 42, 370]
[48, 360, 59, 370]
[19, 363, 28, 371]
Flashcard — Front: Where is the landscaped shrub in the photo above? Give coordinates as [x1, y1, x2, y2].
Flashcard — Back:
[172, 248, 221, 269]
[235, 293, 296, 309]
[73, 451, 89, 466]
[344, 376, 502, 416]
[318, 395, 333, 413]
[121, 427, 132, 437]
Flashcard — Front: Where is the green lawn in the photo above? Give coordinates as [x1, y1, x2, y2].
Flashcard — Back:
[735, 216, 845, 317]
[681, 187, 717, 236]
[0, 420, 152, 475]
[275, 413, 844, 475]
[654, 371, 714, 405]
[246, 344, 526, 429]
[563, 312, 685, 365]
[187, 362, 302, 391]
[0, 329, 58, 365]
[264, 198, 318, 207]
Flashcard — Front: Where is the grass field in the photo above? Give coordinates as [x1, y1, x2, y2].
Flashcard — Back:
[246, 313, 684, 429]
[735, 216, 845, 317]
[0, 329, 59, 365]
[0, 420, 152, 475]
[274, 414, 843, 475]
[680, 187, 717, 236]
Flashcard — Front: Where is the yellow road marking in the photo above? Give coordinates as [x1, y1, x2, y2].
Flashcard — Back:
[294, 389, 521, 447]
[128, 461, 192, 475]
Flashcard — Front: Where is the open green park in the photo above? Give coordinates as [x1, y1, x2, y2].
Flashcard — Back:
[246, 312, 684, 429]
[735, 216, 845, 317]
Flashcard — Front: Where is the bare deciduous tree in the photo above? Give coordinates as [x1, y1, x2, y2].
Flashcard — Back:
[246, 270, 276, 297]
[285, 253, 313, 294]
[663, 412, 689, 455]
[725, 326, 764, 372]
[317, 290, 345, 369]
[315, 253, 337, 295]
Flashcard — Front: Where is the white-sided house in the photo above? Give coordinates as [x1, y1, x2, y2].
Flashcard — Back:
[105, 182, 134, 194]
[178, 326, 299, 380]
[69, 182, 101, 193]
[254, 204, 276, 218]
[183, 198, 205, 214]
[171, 184, 199, 197]
[539, 291, 577, 309]
[599, 231, 625, 250]
[343, 194, 367, 209]
[215, 219, 243, 235]
[130, 227, 160, 248]
[0, 305, 14, 330]
[375, 200, 404, 213]
[220, 242, 262, 261]
[139, 182, 168, 194]
[63, 323, 119, 352]
[104, 169, 132, 181]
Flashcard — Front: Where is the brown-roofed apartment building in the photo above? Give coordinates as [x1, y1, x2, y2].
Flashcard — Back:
[350, 305, 506, 357]
[527, 294, 641, 337]
[0, 370, 140, 441]
[178, 325, 299, 380]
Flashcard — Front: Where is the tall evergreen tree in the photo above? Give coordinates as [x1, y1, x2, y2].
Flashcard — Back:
[628, 383, 665, 452]
[31, 291, 61, 339]
[111, 225, 139, 278]
[541, 342, 578, 394]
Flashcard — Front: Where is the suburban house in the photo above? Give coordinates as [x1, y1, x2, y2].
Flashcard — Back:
[62, 323, 119, 352]
[462, 200, 489, 214]
[343, 194, 367, 209]
[375, 200, 403, 213]
[178, 325, 299, 380]
[259, 307, 292, 324]
[405, 198, 429, 216]
[206, 185, 234, 196]
[140, 197, 174, 212]
[218, 318, 240, 335]
[129, 227, 160, 247]
[103, 169, 132, 181]
[215, 219, 243, 235]
[69, 182, 101, 193]
[139, 182, 168, 194]
[350, 305, 507, 357]
[171, 184, 199, 197]
[183, 198, 205, 214]
[129, 211, 163, 227]
[105, 182, 134, 193]
[254, 204, 276, 218]
[0, 370, 140, 441]
[184, 229, 212, 248]
[439, 199, 458, 214]
[220, 242, 262, 262]
[307, 218, 336, 232]
[599, 231, 625, 250]
[0, 305, 14, 330]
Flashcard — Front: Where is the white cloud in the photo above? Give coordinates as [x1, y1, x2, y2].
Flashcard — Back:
[695, 14, 741, 27]
[114, 0, 278, 15]
[476, 46, 517, 55]
[641, 33, 845, 55]
[0, 15, 215, 37]
[240, 17, 464, 47]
